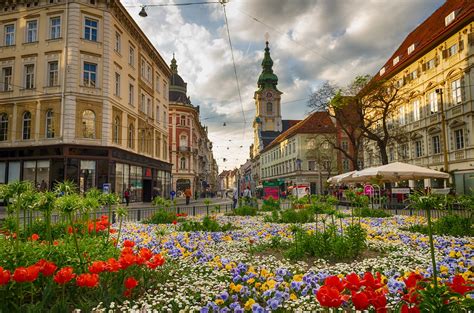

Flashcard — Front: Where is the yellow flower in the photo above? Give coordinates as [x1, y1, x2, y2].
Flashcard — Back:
[293, 274, 303, 282]
[290, 293, 297, 301]
[244, 299, 256, 310]
[449, 250, 457, 258]
[247, 278, 255, 284]
[255, 282, 262, 289]
[215, 299, 224, 305]
[230, 283, 243, 293]
[440, 265, 449, 273]
[225, 263, 233, 271]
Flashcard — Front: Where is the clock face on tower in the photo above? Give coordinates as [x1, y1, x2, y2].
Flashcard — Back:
[265, 91, 273, 100]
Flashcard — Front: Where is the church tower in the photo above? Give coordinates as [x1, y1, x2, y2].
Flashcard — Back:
[253, 40, 282, 156]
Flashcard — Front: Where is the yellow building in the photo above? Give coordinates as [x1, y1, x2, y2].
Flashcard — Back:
[0, 0, 172, 201]
[364, 0, 474, 194]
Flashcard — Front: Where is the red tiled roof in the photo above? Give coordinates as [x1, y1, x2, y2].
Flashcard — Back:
[375, 0, 474, 80]
[262, 111, 336, 152]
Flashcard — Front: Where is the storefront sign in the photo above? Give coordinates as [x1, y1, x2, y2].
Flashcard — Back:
[431, 188, 450, 195]
[264, 187, 279, 200]
[392, 188, 411, 194]
[102, 183, 111, 194]
[144, 168, 152, 177]
[364, 184, 374, 196]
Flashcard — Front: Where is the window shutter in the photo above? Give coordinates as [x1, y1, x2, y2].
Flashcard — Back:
[421, 62, 426, 71]
[459, 40, 464, 52]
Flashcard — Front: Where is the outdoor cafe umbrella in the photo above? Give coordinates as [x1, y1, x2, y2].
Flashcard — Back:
[344, 162, 449, 183]
[327, 170, 357, 184]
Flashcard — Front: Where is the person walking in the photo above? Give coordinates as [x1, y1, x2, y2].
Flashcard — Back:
[184, 187, 192, 205]
[232, 188, 238, 209]
[124, 187, 131, 206]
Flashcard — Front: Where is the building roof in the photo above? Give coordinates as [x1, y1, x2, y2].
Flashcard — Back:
[262, 112, 336, 152]
[257, 41, 279, 91]
[375, 0, 474, 80]
[169, 56, 191, 104]
[259, 119, 301, 149]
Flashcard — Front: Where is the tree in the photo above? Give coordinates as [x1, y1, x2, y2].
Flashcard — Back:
[308, 81, 364, 170]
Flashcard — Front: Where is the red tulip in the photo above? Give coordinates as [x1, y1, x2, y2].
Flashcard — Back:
[172, 220, 177, 225]
[447, 275, 474, 295]
[106, 258, 122, 272]
[53, 267, 75, 285]
[316, 285, 345, 308]
[124, 277, 139, 289]
[404, 273, 423, 290]
[324, 275, 345, 292]
[76, 273, 99, 288]
[13, 266, 40, 283]
[344, 273, 362, 291]
[371, 291, 387, 312]
[401, 304, 420, 313]
[147, 254, 165, 269]
[123, 240, 135, 248]
[36, 259, 57, 277]
[89, 261, 107, 274]
[0, 267, 11, 285]
[31, 233, 39, 241]
[361, 272, 383, 290]
[121, 247, 134, 256]
[351, 291, 369, 310]
[119, 253, 136, 269]
[139, 248, 153, 261]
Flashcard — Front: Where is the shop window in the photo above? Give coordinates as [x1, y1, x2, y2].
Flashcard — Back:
[80, 160, 96, 193]
[82, 110, 95, 138]
[0, 162, 5, 184]
[8, 161, 21, 183]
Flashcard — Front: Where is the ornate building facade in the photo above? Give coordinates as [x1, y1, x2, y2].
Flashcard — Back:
[168, 57, 217, 196]
[0, 0, 171, 201]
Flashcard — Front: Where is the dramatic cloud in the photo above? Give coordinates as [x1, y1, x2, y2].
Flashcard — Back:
[122, 0, 444, 171]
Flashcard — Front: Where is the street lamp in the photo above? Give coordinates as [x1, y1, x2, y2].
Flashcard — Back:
[139, 6, 148, 17]
[435, 88, 449, 176]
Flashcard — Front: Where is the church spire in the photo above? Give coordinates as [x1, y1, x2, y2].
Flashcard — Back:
[170, 53, 178, 74]
[257, 41, 278, 90]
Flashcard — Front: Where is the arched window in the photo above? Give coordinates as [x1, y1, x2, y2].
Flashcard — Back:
[180, 115, 186, 125]
[128, 123, 134, 149]
[266, 102, 273, 114]
[46, 110, 54, 138]
[113, 116, 120, 144]
[82, 110, 95, 138]
[22, 111, 32, 140]
[139, 129, 145, 152]
[180, 134, 187, 147]
[180, 157, 186, 170]
[0, 113, 8, 141]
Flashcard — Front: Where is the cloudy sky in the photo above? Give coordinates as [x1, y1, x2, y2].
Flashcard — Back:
[122, 0, 444, 171]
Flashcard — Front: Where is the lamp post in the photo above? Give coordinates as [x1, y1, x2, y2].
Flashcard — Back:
[435, 89, 449, 177]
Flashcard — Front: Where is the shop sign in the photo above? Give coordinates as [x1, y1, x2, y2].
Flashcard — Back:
[144, 168, 152, 177]
[392, 188, 410, 194]
[264, 187, 279, 200]
[431, 188, 450, 195]
[102, 183, 111, 194]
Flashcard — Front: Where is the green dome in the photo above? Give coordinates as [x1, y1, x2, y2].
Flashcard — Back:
[257, 41, 278, 90]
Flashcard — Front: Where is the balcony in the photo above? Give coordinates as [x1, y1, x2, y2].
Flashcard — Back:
[431, 154, 442, 164]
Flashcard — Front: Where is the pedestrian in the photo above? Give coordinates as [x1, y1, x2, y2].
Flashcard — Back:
[232, 188, 238, 209]
[124, 187, 131, 206]
[40, 180, 47, 192]
[243, 186, 251, 204]
[184, 187, 192, 205]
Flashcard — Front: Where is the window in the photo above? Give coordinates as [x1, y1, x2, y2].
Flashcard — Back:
[451, 79, 462, 105]
[180, 157, 186, 170]
[24, 64, 35, 89]
[156, 105, 160, 122]
[4, 24, 15, 46]
[180, 135, 187, 147]
[447, 44, 457, 58]
[399, 106, 405, 125]
[26, 20, 38, 43]
[140, 94, 145, 112]
[129, 46, 134, 66]
[415, 140, 422, 158]
[140, 60, 145, 77]
[429, 91, 438, 114]
[113, 116, 120, 144]
[379, 67, 385, 76]
[83, 62, 97, 87]
[22, 111, 32, 140]
[343, 159, 350, 171]
[454, 129, 464, 150]
[0, 113, 8, 141]
[82, 110, 95, 139]
[400, 143, 409, 159]
[114, 31, 121, 53]
[146, 65, 151, 82]
[128, 84, 134, 105]
[413, 100, 420, 121]
[389, 147, 394, 162]
[308, 160, 315, 171]
[180, 115, 186, 125]
[114, 72, 120, 96]
[48, 61, 59, 86]
[407, 44, 415, 54]
[128, 124, 134, 149]
[147, 98, 152, 117]
[163, 82, 167, 99]
[408, 69, 417, 81]
[45, 110, 54, 138]
[445, 11, 455, 26]
[163, 111, 167, 127]
[84, 18, 98, 41]
[425, 58, 436, 70]
[155, 73, 160, 92]
[432, 136, 440, 154]
[393, 56, 399, 65]
[341, 140, 349, 151]
[1, 67, 12, 92]
[49, 17, 61, 39]
[266, 102, 273, 114]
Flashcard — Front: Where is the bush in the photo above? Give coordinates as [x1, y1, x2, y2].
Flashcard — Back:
[264, 208, 314, 223]
[178, 216, 234, 232]
[261, 197, 280, 211]
[354, 207, 392, 218]
[232, 205, 258, 216]
[144, 209, 179, 224]
[406, 214, 473, 237]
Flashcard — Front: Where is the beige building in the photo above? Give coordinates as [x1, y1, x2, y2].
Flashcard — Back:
[0, 0, 172, 201]
[363, 0, 474, 194]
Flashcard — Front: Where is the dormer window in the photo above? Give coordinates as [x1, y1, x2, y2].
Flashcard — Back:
[379, 67, 385, 76]
[445, 11, 456, 26]
[393, 56, 400, 66]
[407, 44, 415, 54]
